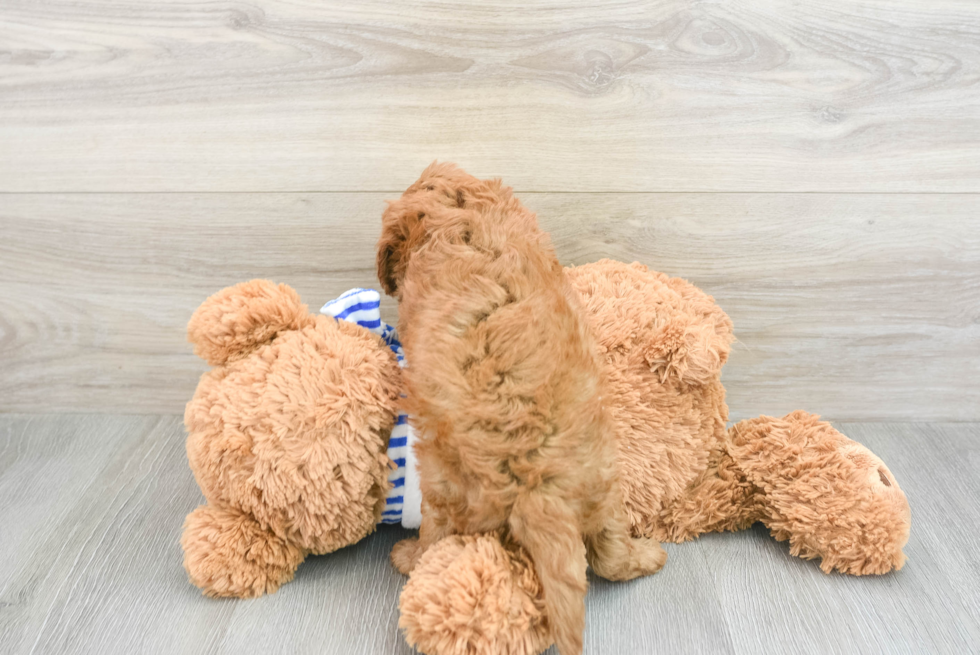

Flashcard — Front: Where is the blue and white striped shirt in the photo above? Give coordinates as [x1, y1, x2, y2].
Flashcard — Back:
[320, 288, 421, 528]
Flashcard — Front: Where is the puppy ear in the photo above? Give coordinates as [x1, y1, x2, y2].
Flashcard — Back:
[376, 238, 400, 296]
[377, 201, 425, 297]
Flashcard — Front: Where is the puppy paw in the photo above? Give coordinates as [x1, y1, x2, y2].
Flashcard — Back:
[632, 537, 668, 577]
[391, 538, 424, 575]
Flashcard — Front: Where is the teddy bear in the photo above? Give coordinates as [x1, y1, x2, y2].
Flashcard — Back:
[179, 260, 911, 655]
[180, 280, 403, 597]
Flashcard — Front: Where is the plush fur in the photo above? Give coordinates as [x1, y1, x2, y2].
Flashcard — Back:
[399, 532, 551, 655]
[376, 163, 665, 655]
[181, 280, 402, 597]
[564, 259, 734, 538]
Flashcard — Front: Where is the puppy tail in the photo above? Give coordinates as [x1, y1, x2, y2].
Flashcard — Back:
[508, 492, 587, 655]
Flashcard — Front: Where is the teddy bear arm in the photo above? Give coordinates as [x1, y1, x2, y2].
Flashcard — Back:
[652, 442, 767, 543]
[181, 503, 307, 598]
[657, 275, 735, 387]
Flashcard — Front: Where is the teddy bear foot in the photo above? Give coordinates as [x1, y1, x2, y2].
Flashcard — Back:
[181, 504, 306, 598]
[399, 533, 552, 655]
[728, 411, 912, 575]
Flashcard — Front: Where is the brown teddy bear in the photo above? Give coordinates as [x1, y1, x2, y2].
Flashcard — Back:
[180, 260, 911, 655]
[181, 280, 403, 597]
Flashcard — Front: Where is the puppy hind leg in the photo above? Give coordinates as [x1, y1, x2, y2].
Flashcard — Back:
[391, 500, 453, 575]
[586, 502, 667, 582]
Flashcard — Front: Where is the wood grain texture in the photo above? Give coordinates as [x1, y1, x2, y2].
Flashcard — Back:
[2, 192, 977, 419]
[0, 415, 977, 654]
[2, 0, 979, 192]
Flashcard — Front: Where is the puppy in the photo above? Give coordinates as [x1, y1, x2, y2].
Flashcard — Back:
[377, 163, 666, 655]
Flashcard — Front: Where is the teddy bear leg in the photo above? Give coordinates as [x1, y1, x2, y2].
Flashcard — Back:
[181, 504, 306, 598]
[399, 533, 552, 655]
[726, 411, 911, 575]
[653, 441, 767, 544]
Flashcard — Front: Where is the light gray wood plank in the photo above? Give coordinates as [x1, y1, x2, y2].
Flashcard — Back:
[0, 415, 157, 652]
[703, 422, 980, 655]
[2, 416, 977, 654]
[839, 423, 980, 626]
[0, 415, 237, 654]
[218, 535, 737, 655]
[0, 193, 396, 414]
[533, 192, 980, 422]
[0, 414, 732, 655]
[2, 193, 978, 420]
[0, 413, 730, 655]
[1, 0, 979, 192]
[580, 540, 735, 655]
[215, 525, 416, 655]
[0, 414, 416, 655]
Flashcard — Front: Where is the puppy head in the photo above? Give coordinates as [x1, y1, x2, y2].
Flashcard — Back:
[377, 162, 505, 297]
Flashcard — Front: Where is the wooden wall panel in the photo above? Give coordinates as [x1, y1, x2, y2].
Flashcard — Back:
[2, 192, 976, 419]
[1, 0, 979, 192]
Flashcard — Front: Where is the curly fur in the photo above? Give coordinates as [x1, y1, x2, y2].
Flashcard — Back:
[377, 163, 665, 655]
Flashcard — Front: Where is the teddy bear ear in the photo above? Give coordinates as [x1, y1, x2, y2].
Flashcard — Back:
[187, 280, 313, 366]
[644, 296, 734, 386]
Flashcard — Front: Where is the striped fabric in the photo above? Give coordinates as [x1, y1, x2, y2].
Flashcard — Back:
[320, 289, 421, 528]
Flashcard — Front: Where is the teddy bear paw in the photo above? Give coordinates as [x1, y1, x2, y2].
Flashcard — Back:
[181, 504, 306, 598]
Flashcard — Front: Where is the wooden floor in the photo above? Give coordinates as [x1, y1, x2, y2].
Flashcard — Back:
[0, 415, 976, 654]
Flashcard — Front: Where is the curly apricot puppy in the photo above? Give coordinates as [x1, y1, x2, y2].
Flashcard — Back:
[377, 163, 666, 655]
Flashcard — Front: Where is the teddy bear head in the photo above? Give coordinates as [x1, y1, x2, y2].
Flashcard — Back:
[183, 280, 402, 556]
